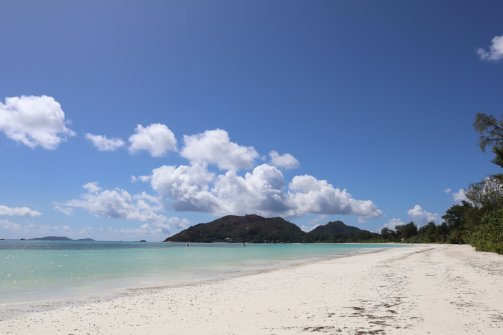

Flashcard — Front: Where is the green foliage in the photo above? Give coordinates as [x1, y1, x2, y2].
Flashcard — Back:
[474, 112, 503, 168]
[395, 222, 418, 240]
[492, 146, 503, 168]
[417, 222, 439, 243]
[380, 227, 396, 242]
[441, 201, 475, 244]
[469, 208, 503, 254]
[309, 221, 380, 242]
[384, 221, 451, 244]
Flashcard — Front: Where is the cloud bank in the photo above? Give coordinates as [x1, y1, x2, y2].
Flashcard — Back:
[55, 124, 382, 228]
[149, 163, 383, 218]
[57, 182, 189, 233]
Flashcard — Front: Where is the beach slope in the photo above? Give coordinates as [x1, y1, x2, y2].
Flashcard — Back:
[1, 244, 502, 334]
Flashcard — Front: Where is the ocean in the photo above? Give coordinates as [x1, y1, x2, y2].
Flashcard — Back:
[0, 240, 400, 305]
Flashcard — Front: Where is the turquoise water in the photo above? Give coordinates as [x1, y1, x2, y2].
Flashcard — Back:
[0, 240, 398, 304]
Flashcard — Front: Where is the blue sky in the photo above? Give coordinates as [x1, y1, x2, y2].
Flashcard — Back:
[0, 0, 502, 240]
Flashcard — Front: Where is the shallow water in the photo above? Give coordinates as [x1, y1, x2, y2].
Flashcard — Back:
[0, 240, 399, 304]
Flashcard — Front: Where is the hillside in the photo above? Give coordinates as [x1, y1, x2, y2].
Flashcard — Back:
[165, 214, 309, 243]
[165, 215, 380, 243]
[308, 221, 380, 242]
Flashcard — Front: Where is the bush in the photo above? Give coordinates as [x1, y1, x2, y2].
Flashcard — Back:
[470, 208, 503, 254]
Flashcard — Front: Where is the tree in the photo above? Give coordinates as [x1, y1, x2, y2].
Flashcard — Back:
[417, 221, 438, 242]
[466, 176, 503, 209]
[395, 222, 418, 240]
[381, 227, 397, 242]
[474, 113, 503, 168]
[441, 201, 474, 244]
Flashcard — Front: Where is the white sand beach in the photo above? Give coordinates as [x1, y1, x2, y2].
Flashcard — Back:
[1, 244, 502, 334]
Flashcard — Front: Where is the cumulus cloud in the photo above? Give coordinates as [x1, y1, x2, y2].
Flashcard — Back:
[288, 175, 383, 217]
[269, 150, 299, 170]
[477, 35, 503, 61]
[0, 95, 74, 149]
[181, 129, 258, 170]
[58, 182, 187, 233]
[407, 204, 439, 224]
[148, 163, 382, 218]
[86, 133, 125, 151]
[0, 204, 41, 217]
[151, 163, 218, 212]
[213, 164, 291, 215]
[128, 123, 177, 157]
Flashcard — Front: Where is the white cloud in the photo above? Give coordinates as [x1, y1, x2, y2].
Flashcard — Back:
[54, 204, 73, 215]
[477, 35, 503, 61]
[131, 175, 151, 183]
[128, 123, 177, 157]
[58, 182, 185, 233]
[0, 204, 41, 217]
[0, 95, 74, 149]
[407, 204, 439, 224]
[86, 133, 125, 151]
[384, 218, 406, 230]
[212, 164, 291, 215]
[149, 163, 383, 218]
[452, 188, 468, 204]
[83, 181, 101, 194]
[181, 129, 258, 170]
[269, 150, 299, 170]
[151, 163, 218, 212]
[288, 175, 383, 217]
[444, 188, 452, 194]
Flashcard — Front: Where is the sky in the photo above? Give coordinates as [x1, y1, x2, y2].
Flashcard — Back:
[0, 0, 502, 241]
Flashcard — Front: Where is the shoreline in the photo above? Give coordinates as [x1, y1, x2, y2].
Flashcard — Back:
[1, 244, 502, 334]
[0, 245, 393, 320]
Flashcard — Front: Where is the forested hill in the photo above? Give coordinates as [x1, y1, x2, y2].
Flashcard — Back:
[165, 215, 307, 243]
[164, 215, 378, 243]
[309, 221, 381, 242]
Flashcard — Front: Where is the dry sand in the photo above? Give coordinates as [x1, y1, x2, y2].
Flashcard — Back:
[1, 244, 502, 334]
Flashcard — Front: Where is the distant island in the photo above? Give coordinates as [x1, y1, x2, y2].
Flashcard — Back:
[165, 214, 379, 243]
[29, 236, 95, 241]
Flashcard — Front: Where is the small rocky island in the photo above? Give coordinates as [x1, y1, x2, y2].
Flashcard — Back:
[30, 236, 95, 241]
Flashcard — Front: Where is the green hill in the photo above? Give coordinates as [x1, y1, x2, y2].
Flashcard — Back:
[165, 214, 309, 243]
[308, 220, 380, 242]
[165, 215, 380, 243]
